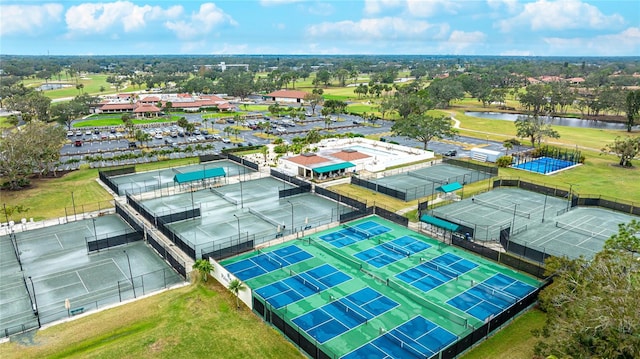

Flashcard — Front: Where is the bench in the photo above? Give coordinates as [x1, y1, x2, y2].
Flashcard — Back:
[70, 307, 84, 316]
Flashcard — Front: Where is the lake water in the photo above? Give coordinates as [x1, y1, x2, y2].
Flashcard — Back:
[465, 111, 628, 130]
[38, 83, 69, 91]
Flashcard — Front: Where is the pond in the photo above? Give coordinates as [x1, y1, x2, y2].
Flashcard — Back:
[465, 111, 628, 130]
[38, 83, 70, 91]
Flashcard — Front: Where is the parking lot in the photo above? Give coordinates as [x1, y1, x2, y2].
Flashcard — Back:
[63, 108, 514, 167]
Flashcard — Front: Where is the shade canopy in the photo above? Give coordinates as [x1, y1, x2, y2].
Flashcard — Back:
[420, 214, 460, 232]
[173, 167, 226, 184]
[312, 162, 355, 174]
[435, 182, 463, 193]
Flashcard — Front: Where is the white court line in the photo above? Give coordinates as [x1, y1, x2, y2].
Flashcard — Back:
[75, 271, 89, 293]
[54, 234, 64, 249]
[112, 257, 130, 280]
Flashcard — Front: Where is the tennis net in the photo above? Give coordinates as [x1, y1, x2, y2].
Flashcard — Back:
[475, 283, 517, 305]
[289, 269, 321, 293]
[388, 278, 467, 328]
[380, 241, 411, 257]
[249, 208, 281, 227]
[421, 261, 459, 280]
[385, 331, 429, 359]
[342, 223, 370, 240]
[555, 221, 610, 240]
[408, 171, 446, 184]
[473, 199, 531, 219]
[309, 237, 362, 270]
[334, 299, 368, 325]
[210, 187, 238, 205]
[259, 249, 283, 268]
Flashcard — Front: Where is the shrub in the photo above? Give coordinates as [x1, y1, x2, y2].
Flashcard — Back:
[496, 156, 513, 167]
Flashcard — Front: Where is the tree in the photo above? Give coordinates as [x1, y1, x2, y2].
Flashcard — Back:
[192, 259, 213, 282]
[227, 279, 246, 309]
[0, 120, 66, 189]
[535, 221, 640, 359]
[268, 103, 281, 118]
[391, 113, 458, 150]
[4, 91, 52, 122]
[515, 115, 560, 146]
[134, 129, 152, 147]
[518, 84, 549, 116]
[304, 93, 323, 115]
[176, 116, 189, 130]
[314, 69, 331, 88]
[625, 90, 640, 132]
[426, 77, 465, 108]
[1, 204, 30, 222]
[323, 99, 347, 121]
[601, 136, 640, 167]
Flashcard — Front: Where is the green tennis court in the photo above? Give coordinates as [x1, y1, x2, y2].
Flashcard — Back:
[109, 160, 255, 195]
[220, 216, 542, 359]
[0, 215, 184, 337]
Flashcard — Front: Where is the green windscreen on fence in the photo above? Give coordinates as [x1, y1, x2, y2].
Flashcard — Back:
[173, 167, 226, 184]
[420, 214, 460, 231]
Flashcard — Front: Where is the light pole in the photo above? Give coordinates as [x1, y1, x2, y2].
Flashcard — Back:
[566, 183, 576, 211]
[92, 217, 98, 240]
[71, 191, 77, 221]
[123, 250, 136, 298]
[287, 200, 294, 234]
[233, 214, 241, 249]
[28, 276, 41, 328]
[239, 178, 244, 209]
[511, 202, 519, 235]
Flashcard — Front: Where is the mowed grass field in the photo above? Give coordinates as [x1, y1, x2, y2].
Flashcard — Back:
[0, 282, 303, 359]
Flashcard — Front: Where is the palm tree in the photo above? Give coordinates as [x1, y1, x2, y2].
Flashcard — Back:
[192, 259, 213, 282]
[227, 279, 246, 309]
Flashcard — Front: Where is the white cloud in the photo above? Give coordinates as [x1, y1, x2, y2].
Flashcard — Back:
[406, 0, 460, 17]
[364, 0, 403, 15]
[364, 0, 458, 17]
[164, 3, 237, 40]
[544, 27, 640, 56]
[307, 2, 335, 16]
[487, 0, 518, 13]
[0, 3, 63, 36]
[444, 30, 487, 54]
[65, 1, 176, 34]
[497, 0, 624, 32]
[259, 0, 304, 6]
[307, 17, 449, 41]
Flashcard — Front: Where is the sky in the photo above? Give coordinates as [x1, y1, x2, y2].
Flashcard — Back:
[1, 0, 639, 56]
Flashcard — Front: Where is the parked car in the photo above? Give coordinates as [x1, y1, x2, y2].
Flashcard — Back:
[128, 141, 138, 148]
[74, 140, 83, 147]
[443, 150, 457, 157]
[222, 138, 231, 143]
[67, 131, 74, 136]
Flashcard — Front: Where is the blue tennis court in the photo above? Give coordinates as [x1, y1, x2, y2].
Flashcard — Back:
[396, 253, 478, 292]
[255, 264, 352, 309]
[355, 236, 432, 268]
[512, 156, 577, 174]
[343, 316, 457, 359]
[319, 221, 391, 248]
[447, 273, 537, 321]
[292, 287, 398, 343]
[224, 245, 313, 281]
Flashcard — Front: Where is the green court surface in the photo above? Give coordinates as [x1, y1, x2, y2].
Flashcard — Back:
[109, 160, 255, 195]
[430, 187, 569, 241]
[141, 177, 351, 258]
[220, 216, 542, 359]
[0, 215, 184, 337]
[428, 187, 638, 258]
[372, 164, 493, 201]
[508, 206, 637, 259]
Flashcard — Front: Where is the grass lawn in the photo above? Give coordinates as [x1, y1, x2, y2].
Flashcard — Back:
[461, 309, 546, 359]
[0, 282, 303, 359]
[0, 158, 200, 222]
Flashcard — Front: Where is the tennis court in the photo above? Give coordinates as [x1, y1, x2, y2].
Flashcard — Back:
[369, 163, 494, 201]
[507, 207, 636, 259]
[141, 177, 351, 259]
[0, 215, 184, 336]
[428, 187, 569, 241]
[109, 160, 255, 195]
[220, 215, 542, 359]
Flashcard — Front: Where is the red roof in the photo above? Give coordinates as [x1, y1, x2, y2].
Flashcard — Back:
[133, 103, 161, 113]
[100, 103, 136, 111]
[287, 154, 331, 166]
[140, 96, 160, 103]
[331, 150, 370, 161]
[266, 89, 309, 99]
